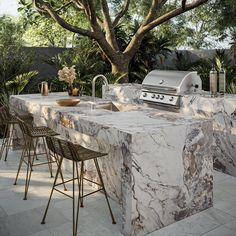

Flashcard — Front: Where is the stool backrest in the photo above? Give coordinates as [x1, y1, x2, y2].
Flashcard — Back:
[0, 106, 10, 123]
[16, 117, 32, 136]
[45, 136, 80, 162]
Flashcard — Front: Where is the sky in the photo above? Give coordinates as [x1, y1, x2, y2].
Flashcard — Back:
[0, 0, 19, 16]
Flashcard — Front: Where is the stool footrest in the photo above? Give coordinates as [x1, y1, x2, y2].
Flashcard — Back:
[54, 188, 73, 199]
[83, 177, 102, 187]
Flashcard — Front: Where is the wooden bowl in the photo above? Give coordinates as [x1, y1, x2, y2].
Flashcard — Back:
[56, 99, 80, 106]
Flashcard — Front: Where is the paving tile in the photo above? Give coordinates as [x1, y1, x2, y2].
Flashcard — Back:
[29, 229, 52, 236]
[225, 206, 236, 218]
[214, 176, 236, 197]
[203, 225, 236, 236]
[0, 219, 10, 236]
[1, 208, 46, 236]
[200, 207, 235, 225]
[0, 206, 8, 218]
[1, 145, 236, 236]
[213, 170, 231, 184]
[224, 219, 236, 231]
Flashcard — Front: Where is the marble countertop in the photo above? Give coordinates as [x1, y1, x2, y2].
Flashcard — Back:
[11, 92, 210, 135]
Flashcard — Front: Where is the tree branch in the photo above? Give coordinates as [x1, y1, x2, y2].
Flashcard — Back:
[146, 0, 208, 32]
[124, 0, 208, 57]
[82, 0, 103, 30]
[78, 1, 119, 60]
[142, 0, 159, 26]
[71, 0, 84, 9]
[33, 0, 95, 38]
[112, 0, 131, 27]
[56, 1, 73, 13]
[100, 0, 119, 51]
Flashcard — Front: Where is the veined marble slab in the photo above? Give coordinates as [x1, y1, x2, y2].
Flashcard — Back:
[10, 93, 213, 236]
[105, 84, 236, 178]
[103, 83, 143, 104]
[181, 95, 236, 177]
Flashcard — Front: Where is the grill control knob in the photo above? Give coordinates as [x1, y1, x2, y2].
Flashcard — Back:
[169, 96, 174, 102]
[160, 95, 164, 100]
[156, 94, 160, 99]
[143, 92, 147, 97]
[151, 94, 156, 99]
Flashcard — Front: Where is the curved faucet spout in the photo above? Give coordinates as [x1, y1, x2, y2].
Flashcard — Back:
[92, 74, 109, 99]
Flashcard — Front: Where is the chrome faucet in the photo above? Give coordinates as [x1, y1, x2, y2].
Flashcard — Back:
[92, 74, 109, 99]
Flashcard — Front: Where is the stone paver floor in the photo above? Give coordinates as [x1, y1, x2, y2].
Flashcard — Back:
[1, 144, 236, 236]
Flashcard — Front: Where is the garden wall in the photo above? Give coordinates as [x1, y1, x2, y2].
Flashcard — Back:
[22, 47, 68, 93]
[23, 47, 235, 88]
[156, 49, 236, 70]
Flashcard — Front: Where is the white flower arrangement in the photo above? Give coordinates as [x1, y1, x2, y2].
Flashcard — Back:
[58, 65, 76, 85]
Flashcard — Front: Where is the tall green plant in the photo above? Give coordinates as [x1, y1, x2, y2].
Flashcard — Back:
[174, 49, 236, 92]
[6, 71, 38, 95]
[45, 37, 110, 96]
[210, 49, 236, 90]
[0, 16, 35, 105]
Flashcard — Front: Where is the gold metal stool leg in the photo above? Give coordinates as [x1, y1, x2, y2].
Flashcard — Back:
[4, 123, 17, 161]
[41, 155, 64, 224]
[23, 139, 34, 200]
[52, 152, 67, 191]
[75, 161, 81, 235]
[80, 161, 84, 207]
[14, 140, 28, 185]
[0, 123, 19, 162]
[94, 158, 116, 224]
[43, 137, 54, 178]
[0, 124, 9, 161]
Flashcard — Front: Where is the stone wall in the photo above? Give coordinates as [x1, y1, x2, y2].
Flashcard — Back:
[22, 47, 68, 93]
[156, 49, 235, 70]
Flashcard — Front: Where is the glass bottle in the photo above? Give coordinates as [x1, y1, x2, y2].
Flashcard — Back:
[209, 65, 218, 97]
[219, 66, 226, 95]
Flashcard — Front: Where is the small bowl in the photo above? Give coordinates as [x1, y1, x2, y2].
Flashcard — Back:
[56, 99, 80, 106]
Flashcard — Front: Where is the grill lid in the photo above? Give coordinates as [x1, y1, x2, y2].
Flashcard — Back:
[142, 70, 202, 94]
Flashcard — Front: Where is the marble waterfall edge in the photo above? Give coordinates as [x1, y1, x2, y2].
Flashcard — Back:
[128, 121, 213, 236]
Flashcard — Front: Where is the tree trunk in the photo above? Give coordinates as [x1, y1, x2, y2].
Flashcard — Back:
[109, 54, 130, 83]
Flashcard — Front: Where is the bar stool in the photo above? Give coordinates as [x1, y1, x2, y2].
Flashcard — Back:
[0, 106, 31, 161]
[41, 135, 116, 236]
[14, 117, 65, 200]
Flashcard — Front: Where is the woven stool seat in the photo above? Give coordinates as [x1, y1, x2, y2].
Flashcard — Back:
[29, 126, 59, 137]
[74, 144, 106, 161]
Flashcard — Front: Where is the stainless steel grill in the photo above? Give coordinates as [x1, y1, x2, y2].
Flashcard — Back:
[140, 70, 202, 110]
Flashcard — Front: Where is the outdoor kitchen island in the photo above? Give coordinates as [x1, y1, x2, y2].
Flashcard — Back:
[10, 93, 213, 236]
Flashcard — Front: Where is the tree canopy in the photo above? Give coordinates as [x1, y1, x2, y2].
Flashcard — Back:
[18, 0, 208, 81]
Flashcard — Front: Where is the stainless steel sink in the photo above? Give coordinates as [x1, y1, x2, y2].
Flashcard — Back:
[95, 102, 136, 112]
